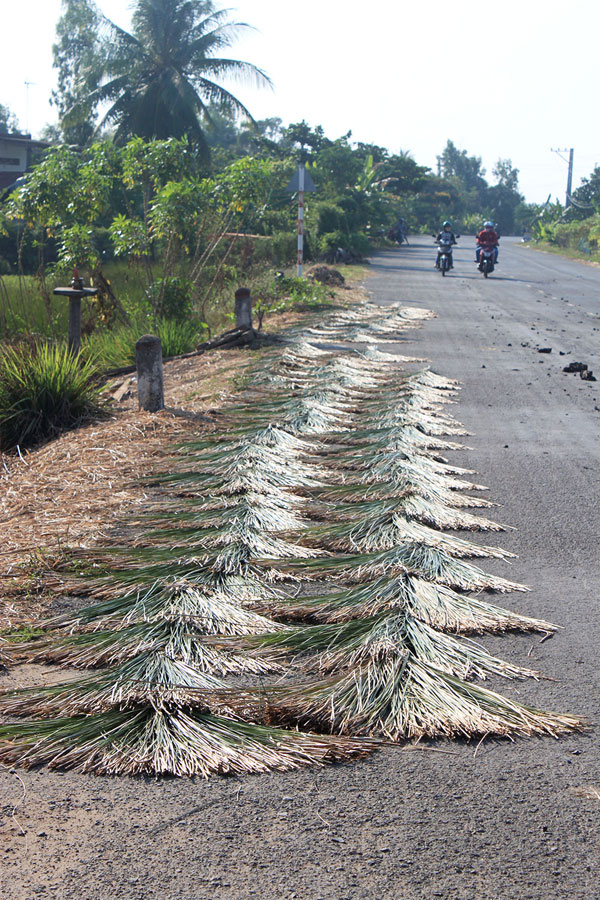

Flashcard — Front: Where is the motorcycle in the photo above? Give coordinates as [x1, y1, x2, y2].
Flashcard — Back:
[435, 234, 457, 275]
[478, 244, 496, 278]
[388, 225, 408, 245]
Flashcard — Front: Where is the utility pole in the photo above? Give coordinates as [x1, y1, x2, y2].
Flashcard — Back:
[551, 147, 574, 207]
[565, 148, 574, 208]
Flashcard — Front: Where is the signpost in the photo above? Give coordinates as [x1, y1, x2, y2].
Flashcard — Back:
[286, 165, 316, 277]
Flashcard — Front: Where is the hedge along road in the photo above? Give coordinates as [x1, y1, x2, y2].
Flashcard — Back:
[1, 237, 599, 900]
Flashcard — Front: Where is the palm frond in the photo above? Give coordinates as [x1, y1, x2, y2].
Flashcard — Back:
[244, 613, 540, 681]
[16, 619, 280, 676]
[267, 575, 555, 634]
[270, 544, 529, 592]
[265, 656, 581, 741]
[0, 705, 372, 777]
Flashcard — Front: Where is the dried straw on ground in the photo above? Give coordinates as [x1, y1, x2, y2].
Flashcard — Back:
[264, 657, 582, 742]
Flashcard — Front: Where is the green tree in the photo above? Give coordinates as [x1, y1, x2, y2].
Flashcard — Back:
[571, 166, 600, 215]
[487, 158, 524, 233]
[492, 158, 520, 192]
[439, 140, 487, 192]
[0, 104, 19, 134]
[52, 0, 104, 145]
[80, 0, 270, 149]
[281, 121, 327, 159]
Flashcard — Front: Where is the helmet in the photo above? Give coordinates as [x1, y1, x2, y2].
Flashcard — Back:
[484, 221, 494, 228]
[442, 221, 451, 227]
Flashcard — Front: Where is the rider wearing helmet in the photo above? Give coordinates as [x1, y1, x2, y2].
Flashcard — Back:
[435, 221, 457, 269]
[476, 221, 499, 265]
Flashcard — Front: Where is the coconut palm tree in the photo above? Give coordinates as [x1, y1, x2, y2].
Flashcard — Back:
[87, 0, 271, 149]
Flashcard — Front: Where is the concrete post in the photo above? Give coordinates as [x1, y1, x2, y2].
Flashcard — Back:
[234, 287, 252, 330]
[68, 297, 82, 355]
[135, 334, 164, 412]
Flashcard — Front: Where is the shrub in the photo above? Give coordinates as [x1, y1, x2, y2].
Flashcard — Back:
[275, 274, 333, 308]
[0, 342, 104, 451]
[271, 232, 297, 266]
[146, 277, 193, 320]
[318, 230, 371, 260]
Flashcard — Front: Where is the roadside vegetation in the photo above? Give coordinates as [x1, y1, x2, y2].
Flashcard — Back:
[526, 167, 600, 262]
[0, 0, 535, 453]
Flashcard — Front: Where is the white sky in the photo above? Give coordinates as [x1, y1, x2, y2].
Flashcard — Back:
[2, 0, 597, 203]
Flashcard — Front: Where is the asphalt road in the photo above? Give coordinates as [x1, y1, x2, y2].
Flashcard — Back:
[2, 237, 599, 900]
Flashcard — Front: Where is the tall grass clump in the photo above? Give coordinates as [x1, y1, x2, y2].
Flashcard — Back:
[83, 318, 205, 370]
[0, 341, 104, 451]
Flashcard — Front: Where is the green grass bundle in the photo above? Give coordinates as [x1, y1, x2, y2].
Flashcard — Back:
[0, 342, 104, 450]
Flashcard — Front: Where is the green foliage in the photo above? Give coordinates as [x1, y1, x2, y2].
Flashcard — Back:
[63, 0, 270, 148]
[146, 277, 193, 320]
[276, 275, 332, 308]
[531, 214, 600, 261]
[52, 0, 104, 144]
[155, 317, 207, 357]
[109, 215, 151, 259]
[270, 232, 297, 266]
[1, 626, 45, 643]
[253, 272, 334, 328]
[0, 342, 104, 450]
[318, 231, 370, 259]
[569, 166, 600, 218]
[0, 104, 19, 134]
[83, 315, 206, 368]
[56, 225, 99, 274]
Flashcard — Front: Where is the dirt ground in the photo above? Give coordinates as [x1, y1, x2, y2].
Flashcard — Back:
[0, 247, 598, 900]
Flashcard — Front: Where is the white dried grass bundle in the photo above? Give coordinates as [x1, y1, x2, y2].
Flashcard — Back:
[268, 656, 580, 741]
[282, 397, 352, 434]
[306, 514, 513, 559]
[18, 619, 281, 675]
[274, 575, 555, 635]
[0, 652, 229, 718]
[250, 614, 540, 682]
[339, 424, 467, 453]
[145, 493, 309, 535]
[0, 705, 372, 777]
[276, 544, 528, 592]
[373, 495, 505, 532]
[373, 407, 470, 436]
[359, 347, 425, 363]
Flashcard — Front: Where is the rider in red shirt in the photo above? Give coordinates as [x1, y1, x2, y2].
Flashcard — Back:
[476, 222, 499, 265]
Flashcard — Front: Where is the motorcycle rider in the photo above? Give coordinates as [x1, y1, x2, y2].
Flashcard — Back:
[435, 221, 457, 268]
[389, 217, 407, 244]
[476, 221, 499, 266]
